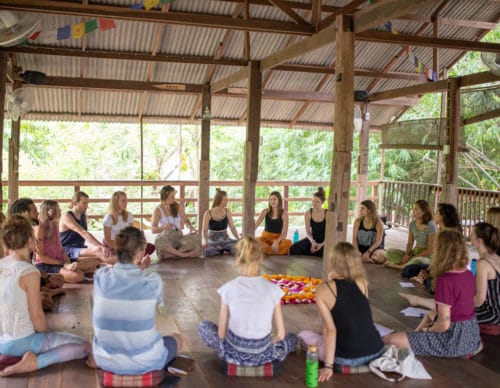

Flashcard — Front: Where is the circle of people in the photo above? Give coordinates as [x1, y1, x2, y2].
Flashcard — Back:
[0, 186, 498, 382]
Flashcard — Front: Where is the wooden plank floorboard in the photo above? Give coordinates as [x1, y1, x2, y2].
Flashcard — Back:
[0, 248, 497, 387]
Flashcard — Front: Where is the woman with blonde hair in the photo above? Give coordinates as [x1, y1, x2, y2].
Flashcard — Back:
[352, 200, 386, 264]
[201, 188, 239, 257]
[0, 215, 90, 377]
[298, 242, 384, 382]
[35, 200, 96, 283]
[103, 191, 134, 251]
[255, 191, 292, 255]
[386, 229, 481, 358]
[198, 237, 297, 365]
[151, 185, 201, 259]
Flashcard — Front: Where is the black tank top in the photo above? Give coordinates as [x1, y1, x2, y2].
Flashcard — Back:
[208, 209, 228, 231]
[265, 212, 283, 233]
[357, 219, 385, 253]
[327, 279, 383, 358]
[310, 209, 326, 243]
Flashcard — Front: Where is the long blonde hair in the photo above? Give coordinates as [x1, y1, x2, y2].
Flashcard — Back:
[234, 236, 262, 268]
[212, 188, 227, 208]
[328, 242, 366, 283]
[159, 185, 179, 217]
[430, 229, 468, 288]
[108, 191, 130, 225]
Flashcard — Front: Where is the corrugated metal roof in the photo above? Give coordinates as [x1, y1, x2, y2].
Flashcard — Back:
[1, 0, 498, 130]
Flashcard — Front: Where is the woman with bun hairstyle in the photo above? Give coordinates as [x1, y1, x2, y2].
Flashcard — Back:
[92, 226, 182, 374]
[352, 199, 386, 264]
[201, 189, 239, 257]
[0, 215, 90, 377]
[290, 187, 326, 257]
[255, 191, 292, 255]
[198, 237, 297, 365]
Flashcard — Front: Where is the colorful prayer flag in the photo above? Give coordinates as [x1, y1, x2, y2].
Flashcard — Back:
[98, 18, 116, 32]
[159, 0, 174, 5]
[29, 31, 41, 40]
[57, 25, 70, 40]
[143, 0, 159, 11]
[130, 3, 144, 9]
[85, 19, 98, 33]
[72, 23, 85, 39]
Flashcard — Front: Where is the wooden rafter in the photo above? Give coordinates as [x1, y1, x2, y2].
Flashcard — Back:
[268, 0, 307, 24]
[318, 0, 367, 30]
[462, 108, 500, 126]
[352, 0, 439, 33]
[311, 0, 322, 31]
[0, 0, 314, 35]
[189, 4, 244, 123]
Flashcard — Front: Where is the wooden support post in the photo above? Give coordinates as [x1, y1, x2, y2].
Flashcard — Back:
[0, 54, 6, 213]
[8, 115, 20, 205]
[445, 78, 460, 206]
[324, 15, 354, 278]
[435, 69, 447, 209]
[355, 103, 370, 215]
[198, 83, 211, 231]
[242, 61, 262, 236]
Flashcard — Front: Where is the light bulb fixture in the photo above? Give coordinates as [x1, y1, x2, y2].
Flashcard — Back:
[202, 105, 211, 120]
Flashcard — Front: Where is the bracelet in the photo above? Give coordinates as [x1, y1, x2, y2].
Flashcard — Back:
[323, 363, 333, 369]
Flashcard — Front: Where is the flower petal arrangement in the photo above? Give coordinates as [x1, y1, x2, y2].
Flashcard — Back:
[263, 274, 322, 305]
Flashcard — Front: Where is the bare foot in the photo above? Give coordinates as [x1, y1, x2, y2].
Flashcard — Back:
[85, 354, 99, 369]
[399, 292, 419, 306]
[410, 275, 424, 284]
[0, 352, 38, 377]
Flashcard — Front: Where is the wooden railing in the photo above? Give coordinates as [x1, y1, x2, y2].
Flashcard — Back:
[1, 180, 381, 228]
[381, 181, 499, 238]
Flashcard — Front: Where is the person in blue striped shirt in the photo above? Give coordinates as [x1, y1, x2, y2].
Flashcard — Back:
[91, 226, 182, 374]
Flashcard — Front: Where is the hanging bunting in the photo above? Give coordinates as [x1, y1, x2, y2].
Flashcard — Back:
[72, 22, 85, 39]
[85, 19, 98, 33]
[159, 0, 175, 5]
[57, 25, 70, 40]
[144, 0, 159, 11]
[99, 18, 116, 31]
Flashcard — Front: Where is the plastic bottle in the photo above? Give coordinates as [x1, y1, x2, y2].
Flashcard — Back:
[305, 345, 319, 388]
[293, 229, 299, 243]
[470, 258, 477, 276]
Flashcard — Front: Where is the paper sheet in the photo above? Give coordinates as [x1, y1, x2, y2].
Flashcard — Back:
[401, 307, 430, 317]
[399, 282, 415, 288]
[374, 322, 394, 337]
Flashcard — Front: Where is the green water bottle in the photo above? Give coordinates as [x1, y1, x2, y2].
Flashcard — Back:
[306, 344, 319, 387]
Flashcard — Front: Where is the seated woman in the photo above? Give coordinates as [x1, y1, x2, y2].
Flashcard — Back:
[201, 189, 239, 257]
[198, 237, 297, 366]
[352, 200, 386, 264]
[385, 199, 436, 270]
[35, 200, 98, 283]
[385, 229, 481, 358]
[92, 226, 182, 374]
[151, 185, 201, 259]
[401, 222, 500, 328]
[255, 191, 292, 255]
[0, 215, 90, 377]
[290, 187, 326, 257]
[103, 191, 134, 251]
[401, 203, 461, 281]
[298, 242, 384, 382]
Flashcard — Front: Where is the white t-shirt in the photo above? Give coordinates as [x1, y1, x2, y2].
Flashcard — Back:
[218, 276, 283, 339]
[103, 213, 134, 241]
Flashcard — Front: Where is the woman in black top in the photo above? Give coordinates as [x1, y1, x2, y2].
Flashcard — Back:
[298, 242, 384, 382]
[201, 189, 239, 257]
[290, 187, 326, 257]
[255, 191, 292, 255]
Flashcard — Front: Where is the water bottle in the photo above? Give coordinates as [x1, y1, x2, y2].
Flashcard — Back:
[293, 229, 299, 244]
[470, 258, 477, 276]
[305, 345, 319, 387]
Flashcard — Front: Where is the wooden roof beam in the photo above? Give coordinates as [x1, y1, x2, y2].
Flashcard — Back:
[0, 0, 314, 35]
[216, 0, 339, 13]
[462, 108, 500, 127]
[0, 46, 247, 67]
[211, 68, 250, 93]
[356, 30, 500, 52]
[353, 0, 439, 33]
[268, 0, 308, 24]
[399, 15, 499, 30]
[369, 71, 500, 102]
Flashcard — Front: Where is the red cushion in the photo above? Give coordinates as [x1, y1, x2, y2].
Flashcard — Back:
[479, 323, 500, 336]
[98, 369, 165, 387]
[0, 355, 22, 371]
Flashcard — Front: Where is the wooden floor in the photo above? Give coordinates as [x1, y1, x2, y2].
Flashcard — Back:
[1, 229, 497, 387]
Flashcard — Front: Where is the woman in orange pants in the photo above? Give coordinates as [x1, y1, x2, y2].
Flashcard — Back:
[255, 191, 292, 255]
